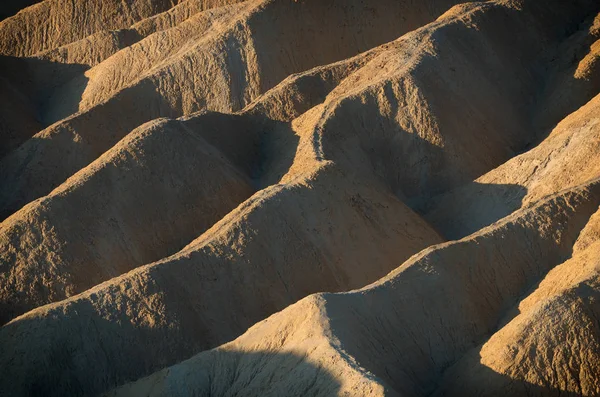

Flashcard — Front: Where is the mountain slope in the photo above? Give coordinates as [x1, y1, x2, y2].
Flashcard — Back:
[0, 113, 257, 324]
[0, 0, 472, 220]
[110, 178, 600, 397]
[1, 0, 600, 396]
[426, 91, 600, 239]
[435, 208, 600, 395]
[0, 101, 442, 395]
[0, 0, 184, 56]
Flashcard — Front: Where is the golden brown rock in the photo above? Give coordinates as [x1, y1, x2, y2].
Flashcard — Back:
[1, 0, 600, 396]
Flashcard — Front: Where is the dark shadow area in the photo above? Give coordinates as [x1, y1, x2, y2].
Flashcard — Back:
[311, 58, 530, 221]
[423, 181, 528, 240]
[0, 54, 89, 135]
[0, 74, 43, 159]
[317, 83, 452, 207]
[434, 361, 591, 396]
[180, 111, 300, 191]
[530, 8, 600, 145]
[0, 292, 340, 397]
[40, 72, 89, 125]
[0, 0, 42, 21]
[250, 115, 300, 189]
[313, 78, 528, 242]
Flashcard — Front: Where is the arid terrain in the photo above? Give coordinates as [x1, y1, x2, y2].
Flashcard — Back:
[1, 0, 600, 396]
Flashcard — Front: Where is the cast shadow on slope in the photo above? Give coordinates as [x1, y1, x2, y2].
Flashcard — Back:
[0, 111, 300, 325]
[532, 9, 600, 139]
[321, 181, 600, 397]
[0, 55, 89, 160]
[314, 77, 527, 221]
[0, 0, 41, 21]
[3, 300, 341, 397]
[424, 182, 528, 240]
[315, 89, 529, 238]
[0, 55, 89, 130]
[435, 360, 590, 397]
[114, 351, 344, 397]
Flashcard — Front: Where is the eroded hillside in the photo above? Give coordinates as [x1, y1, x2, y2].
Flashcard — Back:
[1, 0, 599, 396]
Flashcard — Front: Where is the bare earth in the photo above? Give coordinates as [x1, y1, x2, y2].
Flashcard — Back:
[1, 0, 600, 396]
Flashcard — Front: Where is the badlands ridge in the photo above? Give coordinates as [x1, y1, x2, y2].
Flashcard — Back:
[0, 0, 600, 396]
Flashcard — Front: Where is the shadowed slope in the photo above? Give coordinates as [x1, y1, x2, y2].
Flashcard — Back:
[0, 103, 442, 396]
[0, 113, 259, 324]
[434, 207, 600, 396]
[535, 11, 600, 133]
[314, 0, 599, 204]
[0, 0, 472, 220]
[0, 0, 42, 21]
[426, 92, 600, 239]
[0, 75, 42, 158]
[2, 0, 600, 396]
[110, 179, 600, 397]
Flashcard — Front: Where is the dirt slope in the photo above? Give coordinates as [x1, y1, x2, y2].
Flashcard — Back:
[426, 92, 600, 240]
[0, 167, 441, 396]
[0, 0, 183, 56]
[102, 2, 600, 396]
[0, 113, 257, 324]
[2, 0, 600, 396]
[0, 93, 442, 395]
[2, 0, 595, 221]
[34, 0, 247, 67]
[0, 0, 246, 161]
[110, 178, 600, 397]
[0, 74, 42, 158]
[313, 0, 599, 204]
[0, 0, 469, 220]
[435, 207, 600, 395]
